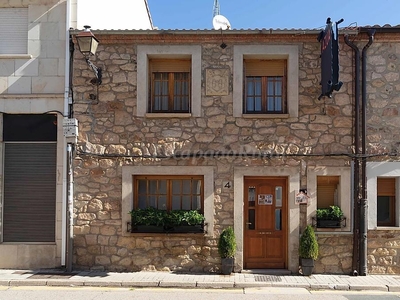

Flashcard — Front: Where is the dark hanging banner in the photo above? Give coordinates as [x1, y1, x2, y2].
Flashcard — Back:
[317, 17, 344, 100]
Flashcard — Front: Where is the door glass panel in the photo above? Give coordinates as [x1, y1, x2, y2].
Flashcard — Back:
[248, 186, 255, 207]
[248, 209, 255, 230]
[275, 186, 282, 207]
[275, 209, 281, 230]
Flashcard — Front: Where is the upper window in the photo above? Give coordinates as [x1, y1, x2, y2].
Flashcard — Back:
[244, 59, 286, 114]
[149, 59, 191, 113]
[134, 175, 203, 211]
[233, 45, 298, 118]
[136, 45, 202, 117]
[377, 177, 396, 227]
[0, 8, 28, 54]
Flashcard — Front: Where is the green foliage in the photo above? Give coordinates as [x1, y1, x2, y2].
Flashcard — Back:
[129, 208, 205, 227]
[316, 205, 344, 220]
[218, 227, 237, 259]
[299, 225, 319, 260]
[183, 210, 205, 225]
[129, 207, 167, 226]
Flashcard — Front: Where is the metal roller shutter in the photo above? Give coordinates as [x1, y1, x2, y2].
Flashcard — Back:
[0, 8, 28, 54]
[3, 143, 56, 242]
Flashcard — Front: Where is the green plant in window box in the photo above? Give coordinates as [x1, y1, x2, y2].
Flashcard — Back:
[316, 205, 344, 228]
[129, 208, 205, 233]
[130, 207, 167, 227]
[182, 210, 205, 225]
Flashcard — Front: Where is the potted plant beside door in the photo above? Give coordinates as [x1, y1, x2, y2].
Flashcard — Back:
[299, 224, 319, 276]
[218, 227, 236, 275]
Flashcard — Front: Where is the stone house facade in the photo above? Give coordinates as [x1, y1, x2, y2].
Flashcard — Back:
[70, 27, 400, 274]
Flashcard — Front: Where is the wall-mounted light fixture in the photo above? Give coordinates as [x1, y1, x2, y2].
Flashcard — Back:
[75, 25, 102, 85]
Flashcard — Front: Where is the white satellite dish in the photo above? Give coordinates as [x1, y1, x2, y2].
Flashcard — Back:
[213, 14, 231, 30]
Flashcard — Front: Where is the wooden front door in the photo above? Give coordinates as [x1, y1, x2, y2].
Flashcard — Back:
[244, 177, 288, 269]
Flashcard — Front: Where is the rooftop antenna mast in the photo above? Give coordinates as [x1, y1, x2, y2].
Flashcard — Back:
[213, 0, 220, 18]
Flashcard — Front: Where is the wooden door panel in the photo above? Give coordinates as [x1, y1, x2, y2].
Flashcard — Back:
[247, 237, 264, 258]
[266, 237, 283, 258]
[244, 177, 287, 269]
[257, 207, 274, 230]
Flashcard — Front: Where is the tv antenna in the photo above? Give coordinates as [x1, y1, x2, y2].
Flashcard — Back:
[212, 0, 231, 48]
[213, 0, 220, 18]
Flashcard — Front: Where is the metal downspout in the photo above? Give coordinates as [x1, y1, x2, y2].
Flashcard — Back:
[344, 35, 360, 275]
[360, 29, 376, 276]
[62, 0, 71, 268]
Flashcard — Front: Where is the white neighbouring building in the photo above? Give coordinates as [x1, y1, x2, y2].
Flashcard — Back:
[0, 0, 152, 269]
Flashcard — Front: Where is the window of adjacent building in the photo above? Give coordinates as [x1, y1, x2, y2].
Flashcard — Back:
[0, 8, 28, 54]
[244, 59, 287, 114]
[133, 175, 203, 212]
[377, 177, 396, 227]
[149, 59, 191, 113]
[1, 114, 57, 243]
[317, 176, 339, 209]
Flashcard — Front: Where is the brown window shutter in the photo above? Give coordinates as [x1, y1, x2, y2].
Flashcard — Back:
[317, 176, 339, 209]
[377, 178, 395, 196]
[245, 59, 286, 77]
[150, 59, 191, 73]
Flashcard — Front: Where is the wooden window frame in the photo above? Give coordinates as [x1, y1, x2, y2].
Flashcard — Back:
[133, 175, 204, 212]
[377, 177, 396, 227]
[243, 59, 287, 114]
[149, 59, 191, 113]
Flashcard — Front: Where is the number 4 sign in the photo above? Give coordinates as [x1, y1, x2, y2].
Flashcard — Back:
[222, 181, 232, 190]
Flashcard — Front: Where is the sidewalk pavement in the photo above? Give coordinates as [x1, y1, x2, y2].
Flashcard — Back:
[1, 269, 400, 292]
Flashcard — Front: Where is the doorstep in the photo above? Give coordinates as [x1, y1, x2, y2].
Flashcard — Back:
[241, 269, 292, 275]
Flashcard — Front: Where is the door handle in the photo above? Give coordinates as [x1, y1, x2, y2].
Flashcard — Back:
[245, 222, 252, 225]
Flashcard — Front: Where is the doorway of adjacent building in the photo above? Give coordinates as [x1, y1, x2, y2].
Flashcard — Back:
[243, 177, 288, 269]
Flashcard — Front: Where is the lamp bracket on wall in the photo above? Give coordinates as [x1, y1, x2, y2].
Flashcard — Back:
[86, 58, 102, 85]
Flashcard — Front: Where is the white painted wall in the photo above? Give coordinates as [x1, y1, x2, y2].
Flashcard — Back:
[76, 0, 153, 30]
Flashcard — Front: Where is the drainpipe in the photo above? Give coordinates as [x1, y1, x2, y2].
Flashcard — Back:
[359, 29, 376, 276]
[344, 35, 360, 276]
[62, 0, 71, 268]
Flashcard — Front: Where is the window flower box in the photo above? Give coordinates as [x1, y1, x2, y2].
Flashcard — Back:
[314, 205, 346, 228]
[128, 207, 205, 234]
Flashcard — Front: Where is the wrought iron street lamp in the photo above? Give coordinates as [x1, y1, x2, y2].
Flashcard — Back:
[75, 25, 102, 85]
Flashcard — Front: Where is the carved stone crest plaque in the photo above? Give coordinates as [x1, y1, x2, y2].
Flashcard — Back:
[205, 68, 229, 96]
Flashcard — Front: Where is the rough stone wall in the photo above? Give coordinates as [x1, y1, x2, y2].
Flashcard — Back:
[366, 42, 400, 155]
[368, 230, 400, 274]
[71, 32, 400, 273]
[314, 235, 353, 274]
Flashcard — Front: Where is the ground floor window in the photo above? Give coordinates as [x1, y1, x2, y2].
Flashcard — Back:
[122, 166, 214, 237]
[317, 175, 339, 209]
[134, 175, 203, 211]
[377, 177, 396, 227]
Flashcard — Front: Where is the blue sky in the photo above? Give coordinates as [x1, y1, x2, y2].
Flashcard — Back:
[147, 0, 400, 30]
